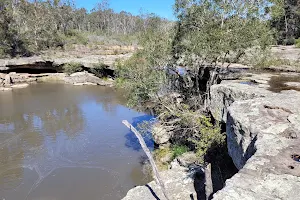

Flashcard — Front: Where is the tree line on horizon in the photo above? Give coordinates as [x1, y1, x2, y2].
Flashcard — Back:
[0, 0, 300, 58]
[0, 0, 169, 58]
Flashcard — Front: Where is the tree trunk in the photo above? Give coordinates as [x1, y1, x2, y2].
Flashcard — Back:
[285, 13, 288, 40]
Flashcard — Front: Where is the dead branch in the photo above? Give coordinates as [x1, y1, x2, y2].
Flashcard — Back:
[122, 120, 170, 200]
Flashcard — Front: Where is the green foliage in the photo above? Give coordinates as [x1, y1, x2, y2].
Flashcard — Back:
[270, 0, 300, 45]
[295, 38, 300, 48]
[0, 0, 65, 57]
[191, 116, 225, 162]
[115, 1, 277, 166]
[153, 144, 189, 169]
[0, 48, 4, 58]
[0, 0, 169, 58]
[158, 102, 225, 163]
[254, 57, 291, 68]
[63, 63, 83, 75]
[116, 52, 166, 107]
[173, 0, 273, 66]
[171, 145, 189, 159]
[153, 148, 172, 170]
[115, 15, 174, 108]
[115, 22, 173, 107]
[64, 30, 89, 45]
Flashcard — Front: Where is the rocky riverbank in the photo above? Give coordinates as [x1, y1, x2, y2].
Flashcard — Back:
[0, 45, 134, 71]
[0, 47, 130, 90]
[211, 72, 300, 199]
[122, 160, 201, 200]
[0, 71, 114, 91]
[122, 70, 300, 200]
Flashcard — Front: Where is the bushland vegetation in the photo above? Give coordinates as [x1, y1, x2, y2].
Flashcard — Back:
[0, 0, 170, 58]
[116, 0, 287, 166]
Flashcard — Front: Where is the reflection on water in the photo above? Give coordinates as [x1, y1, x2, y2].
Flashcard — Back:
[124, 115, 155, 151]
[0, 83, 153, 200]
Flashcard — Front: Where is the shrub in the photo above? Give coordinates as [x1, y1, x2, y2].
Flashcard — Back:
[90, 62, 108, 78]
[0, 48, 6, 59]
[155, 101, 225, 164]
[295, 38, 300, 48]
[153, 147, 172, 170]
[283, 37, 295, 46]
[171, 145, 189, 160]
[65, 30, 89, 45]
[254, 57, 291, 69]
[63, 63, 83, 75]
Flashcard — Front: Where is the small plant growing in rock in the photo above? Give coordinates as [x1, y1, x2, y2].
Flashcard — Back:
[153, 148, 172, 170]
[171, 145, 189, 160]
[63, 63, 83, 75]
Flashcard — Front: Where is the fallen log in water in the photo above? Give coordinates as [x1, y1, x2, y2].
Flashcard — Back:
[122, 120, 170, 200]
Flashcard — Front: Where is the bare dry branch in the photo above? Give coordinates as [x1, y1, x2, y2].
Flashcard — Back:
[122, 120, 170, 200]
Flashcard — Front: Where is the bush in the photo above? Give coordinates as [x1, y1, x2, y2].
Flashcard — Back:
[116, 51, 166, 107]
[0, 48, 6, 59]
[283, 37, 295, 46]
[63, 63, 83, 75]
[65, 30, 89, 45]
[295, 38, 300, 48]
[171, 145, 189, 159]
[153, 148, 172, 170]
[155, 101, 225, 163]
[90, 62, 108, 78]
[254, 57, 291, 68]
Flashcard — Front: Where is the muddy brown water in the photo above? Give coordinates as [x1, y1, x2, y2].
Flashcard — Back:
[268, 74, 300, 93]
[0, 83, 153, 200]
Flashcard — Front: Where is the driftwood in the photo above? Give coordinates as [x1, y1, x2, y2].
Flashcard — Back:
[122, 120, 170, 200]
[205, 163, 213, 200]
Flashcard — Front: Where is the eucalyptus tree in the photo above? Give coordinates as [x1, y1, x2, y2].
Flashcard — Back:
[173, 0, 273, 66]
[117, 0, 275, 163]
[269, 0, 300, 44]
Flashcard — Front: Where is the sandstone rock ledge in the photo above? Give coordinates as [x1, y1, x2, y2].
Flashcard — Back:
[64, 71, 114, 86]
[0, 53, 133, 71]
[0, 71, 113, 91]
[210, 73, 300, 200]
[122, 161, 198, 200]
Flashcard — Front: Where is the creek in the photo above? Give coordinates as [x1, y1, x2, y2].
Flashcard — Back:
[0, 83, 153, 200]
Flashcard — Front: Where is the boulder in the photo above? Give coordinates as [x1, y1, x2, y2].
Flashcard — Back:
[286, 81, 300, 89]
[122, 161, 197, 200]
[226, 90, 300, 169]
[64, 71, 114, 86]
[177, 152, 199, 167]
[4, 74, 12, 85]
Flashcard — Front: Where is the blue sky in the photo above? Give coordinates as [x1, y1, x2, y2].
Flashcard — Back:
[75, 0, 176, 20]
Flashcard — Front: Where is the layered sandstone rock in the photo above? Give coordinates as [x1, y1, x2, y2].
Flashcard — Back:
[211, 73, 300, 200]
